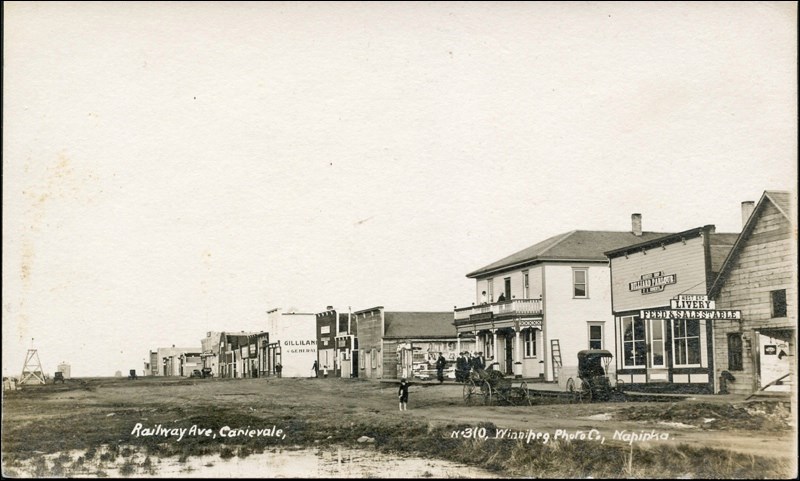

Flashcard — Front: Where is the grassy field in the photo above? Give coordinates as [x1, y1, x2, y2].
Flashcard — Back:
[2, 376, 795, 478]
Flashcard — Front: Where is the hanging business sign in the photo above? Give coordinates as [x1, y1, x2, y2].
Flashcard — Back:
[641, 294, 741, 320]
[629, 271, 677, 294]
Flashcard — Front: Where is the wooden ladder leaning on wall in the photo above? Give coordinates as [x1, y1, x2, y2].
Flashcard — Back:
[550, 339, 562, 381]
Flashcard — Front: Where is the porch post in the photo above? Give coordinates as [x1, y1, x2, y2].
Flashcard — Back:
[456, 333, 461, 354]
[515, 328, 521, 363]
[492, 329, 498, 363]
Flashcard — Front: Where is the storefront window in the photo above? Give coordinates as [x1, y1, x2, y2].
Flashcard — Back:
[649, 319, 665, 367]
[673, 319, 701, 366]
[622, 316, 646, 367]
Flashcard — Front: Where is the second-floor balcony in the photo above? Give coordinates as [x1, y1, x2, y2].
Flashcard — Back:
[453, 298, 543, 324]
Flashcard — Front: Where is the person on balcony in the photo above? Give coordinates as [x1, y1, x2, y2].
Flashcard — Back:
[497, 292, 506, 302]
[481, 291, 488, 305]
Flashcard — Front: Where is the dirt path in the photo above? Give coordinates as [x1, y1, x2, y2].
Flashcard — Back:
[2, 377, 794, 463]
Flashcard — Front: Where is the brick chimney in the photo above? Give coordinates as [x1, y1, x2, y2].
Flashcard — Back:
[631, 213, 642, 236]
[326, 305, 334, 311]
[741, 201, 755, 228]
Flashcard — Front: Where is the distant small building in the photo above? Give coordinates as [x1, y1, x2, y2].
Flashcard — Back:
[179, 352, 203, 376]
[267, 308, 317, 378]
[316, 307, 357, 378]
[353, 307, 471, 380]
[57, 362, 71, 379]
[156, 346, 201, 376]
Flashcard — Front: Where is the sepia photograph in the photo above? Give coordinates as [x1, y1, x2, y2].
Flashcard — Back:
[2, 1, 797, 478]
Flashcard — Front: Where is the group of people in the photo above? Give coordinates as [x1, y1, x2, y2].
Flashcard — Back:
[432, 351, 490, 384]
[455, 351, 489, 382]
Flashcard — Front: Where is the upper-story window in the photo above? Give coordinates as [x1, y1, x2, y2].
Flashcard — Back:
[487, 278, 494, 302]
[771, 289, 787, 318]
[573, 268, 588, 298]
[522, 270, 530, 298]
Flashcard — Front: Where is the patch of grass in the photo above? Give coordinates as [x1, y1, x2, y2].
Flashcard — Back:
[119, 458, 136, 476]
[219, 447, 235, 459]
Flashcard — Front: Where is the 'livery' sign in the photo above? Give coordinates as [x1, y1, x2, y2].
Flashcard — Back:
[641, 294, 741, 320]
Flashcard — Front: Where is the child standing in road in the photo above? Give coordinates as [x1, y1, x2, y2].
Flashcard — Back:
[398, 378, 410, 411]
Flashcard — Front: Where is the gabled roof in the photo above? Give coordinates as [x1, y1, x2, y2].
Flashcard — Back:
[383, 312, 456, 339]
[709, 190, 794, 297]
[468, 230, 672, 278]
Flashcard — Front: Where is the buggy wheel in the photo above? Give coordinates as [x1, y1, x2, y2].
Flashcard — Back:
[581, 380, 593, 403]
[481, 380, 493, 406]
[463, 378, 480, 405]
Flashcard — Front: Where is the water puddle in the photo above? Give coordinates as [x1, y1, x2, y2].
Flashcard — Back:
[4, 444, 499, 478]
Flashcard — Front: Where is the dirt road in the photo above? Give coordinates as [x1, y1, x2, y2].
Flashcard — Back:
[2, 376, 795, 477]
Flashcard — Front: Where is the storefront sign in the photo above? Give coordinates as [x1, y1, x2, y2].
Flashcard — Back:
[641, 309, 741, 320]
[629, 271, 677, 294]
[670, 294, 715, 310]
[642, 294, 740, 320]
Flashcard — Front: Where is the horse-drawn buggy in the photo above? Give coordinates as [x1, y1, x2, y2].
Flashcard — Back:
[463, 368, 532, 406]
[564, 349, 624, 402]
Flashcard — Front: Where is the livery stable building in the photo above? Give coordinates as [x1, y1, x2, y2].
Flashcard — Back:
[606, 225, 739, 393]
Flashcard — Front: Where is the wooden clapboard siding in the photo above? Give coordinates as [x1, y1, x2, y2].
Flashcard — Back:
[610, 235, 707, 313]
[712, 197, 795, 394]
[382, 340, 398, 379]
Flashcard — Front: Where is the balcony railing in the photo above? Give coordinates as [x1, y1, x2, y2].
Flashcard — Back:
[453, 298, 543, 322]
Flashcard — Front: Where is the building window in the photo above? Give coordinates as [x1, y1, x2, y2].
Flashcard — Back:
[503, 277, 511, 300]
[370, 349, 377, 367]
[622, 316, 646, 367]
[522, 270, 530, 298]
[771, 289, 787, 318]
[484, 334, 494, 359]
[727, 333, 743, 371]
[649, 319, 665, 368]
[573, 269, 588, 298]
[359, 349, 365, 369]
[673, 319, 701, 366]
[524, 329, 537, 357]
[487, 279, 494, 302]
[588, 323, 603, 350]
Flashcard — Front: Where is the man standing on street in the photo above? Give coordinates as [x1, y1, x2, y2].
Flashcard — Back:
[435, 352, 447, 384]
[456, 352, 469, 382]
[312, 360, 319, 378]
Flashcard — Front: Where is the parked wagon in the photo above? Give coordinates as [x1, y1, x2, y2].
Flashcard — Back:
[565, 349, 624, 402]
[463, 369, 531, 406]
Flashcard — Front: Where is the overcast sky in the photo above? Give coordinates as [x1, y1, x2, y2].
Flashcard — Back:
[3, 2, 796, 377]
